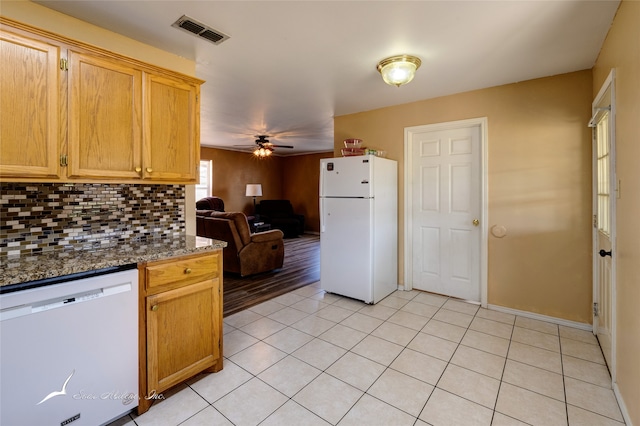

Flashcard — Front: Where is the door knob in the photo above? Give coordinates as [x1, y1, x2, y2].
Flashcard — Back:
[472, 219, 480, 226]
[599, 249, 612, 257]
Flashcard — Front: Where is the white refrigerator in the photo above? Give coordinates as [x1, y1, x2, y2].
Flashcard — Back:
[320, 156, 398, 304]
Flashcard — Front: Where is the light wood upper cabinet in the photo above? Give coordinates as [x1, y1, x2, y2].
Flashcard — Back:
[67, 51, 143, 179]
[0, 29, 61, 178]
[143, 73, 199, 182]
[0, 19, 203, 184]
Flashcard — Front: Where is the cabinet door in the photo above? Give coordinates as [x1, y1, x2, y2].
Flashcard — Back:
[143, 73, 199, 182]
[146, 279, 220, 394]
[0, 30, 61, 178]
[67, 50, 143, 179]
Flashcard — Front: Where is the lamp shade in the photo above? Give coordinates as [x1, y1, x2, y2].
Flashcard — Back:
[377, 55, 421, 87]
[245, 184, 262, 197]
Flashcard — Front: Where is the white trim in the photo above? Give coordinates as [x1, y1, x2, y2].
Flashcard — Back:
[195, 159, 213, 200]
[487, 304, 592, 331]
[591, 69, 617, 382]
[613, 382, 634, 426]
[404, 117, 488, 307]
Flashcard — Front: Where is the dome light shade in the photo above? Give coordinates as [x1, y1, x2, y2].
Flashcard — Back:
[376, 55, 422, 87]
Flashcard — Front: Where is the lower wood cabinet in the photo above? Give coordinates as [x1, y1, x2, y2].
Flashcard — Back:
[137, 250, 223, 414]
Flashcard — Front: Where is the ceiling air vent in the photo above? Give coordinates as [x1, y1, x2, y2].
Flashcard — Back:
[171, 15, 230, 45]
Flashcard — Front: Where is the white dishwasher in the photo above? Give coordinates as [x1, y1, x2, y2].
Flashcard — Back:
[0, 267, 139, 426]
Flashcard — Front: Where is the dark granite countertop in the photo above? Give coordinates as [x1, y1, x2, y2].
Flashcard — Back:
[0, 234, 226, 288]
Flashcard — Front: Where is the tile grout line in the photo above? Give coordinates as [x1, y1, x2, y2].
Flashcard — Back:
[559, 326, 570, 426]
[485, 305, 515, 426]
[130, 290, 622, 426]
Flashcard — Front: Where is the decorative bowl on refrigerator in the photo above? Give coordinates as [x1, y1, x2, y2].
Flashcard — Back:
[343, 139, 363, 148]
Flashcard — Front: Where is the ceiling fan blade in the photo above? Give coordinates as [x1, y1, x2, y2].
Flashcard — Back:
[271, 144, 294, 148]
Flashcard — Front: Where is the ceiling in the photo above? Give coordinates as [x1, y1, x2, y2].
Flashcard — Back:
[34, 0, 620, 155]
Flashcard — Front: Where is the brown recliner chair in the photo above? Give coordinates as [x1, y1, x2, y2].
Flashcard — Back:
[196, 211, 284, 277]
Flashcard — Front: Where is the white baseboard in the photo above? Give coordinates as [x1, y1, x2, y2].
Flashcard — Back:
[613, 383, 634, 426]
[487, 304, 592, 331]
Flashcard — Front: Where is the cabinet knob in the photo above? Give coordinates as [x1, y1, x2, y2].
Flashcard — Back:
[135, 167, 142, 173]
[146, 167, 153, 173]
[184, 268, 192, 274]
[151, 305, 158, 311]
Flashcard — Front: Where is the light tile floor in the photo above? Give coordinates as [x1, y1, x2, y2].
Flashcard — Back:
[115, 283, 625, 426]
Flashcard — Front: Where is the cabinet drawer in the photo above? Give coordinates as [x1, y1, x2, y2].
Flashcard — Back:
[144, 252, 219, 290]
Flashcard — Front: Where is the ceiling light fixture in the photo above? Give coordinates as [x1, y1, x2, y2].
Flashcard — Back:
[376, 55, 422, 87]
[253, 146, 273, 158]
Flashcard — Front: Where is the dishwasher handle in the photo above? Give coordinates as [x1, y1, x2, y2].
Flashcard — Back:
[0, 283, 131, 321]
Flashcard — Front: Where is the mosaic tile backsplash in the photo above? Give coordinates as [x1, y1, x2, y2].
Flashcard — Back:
[0, 183, 185, 257]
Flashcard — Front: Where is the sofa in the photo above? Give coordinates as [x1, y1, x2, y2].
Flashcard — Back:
[196, 196, 225, 212]
[196, 210, 284, 277]
[255, 200, 305, 238]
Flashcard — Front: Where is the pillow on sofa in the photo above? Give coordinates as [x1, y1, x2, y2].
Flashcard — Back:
[196, 210, 215, 217]
[196, 196, 225, 212]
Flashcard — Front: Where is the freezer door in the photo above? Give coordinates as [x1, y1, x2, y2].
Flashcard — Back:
[320, 197, 373, 303]
[320, 157, 372, 198]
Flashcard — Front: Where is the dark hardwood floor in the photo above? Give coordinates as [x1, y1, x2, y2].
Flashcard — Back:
[223, 234, 320, 317]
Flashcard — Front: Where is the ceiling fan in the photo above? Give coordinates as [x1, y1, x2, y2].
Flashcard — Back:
[234, 135, 294, 157]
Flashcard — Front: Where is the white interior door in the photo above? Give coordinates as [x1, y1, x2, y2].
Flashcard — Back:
[408, 123, 482, 301]
[592, 71, 616, 373]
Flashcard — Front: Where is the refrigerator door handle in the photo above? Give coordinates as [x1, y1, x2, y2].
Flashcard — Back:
[320, 198, 325, 233]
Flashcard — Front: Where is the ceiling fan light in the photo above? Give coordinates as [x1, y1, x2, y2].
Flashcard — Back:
[253, 146, 273, 158]
[377, 55, 421, 87]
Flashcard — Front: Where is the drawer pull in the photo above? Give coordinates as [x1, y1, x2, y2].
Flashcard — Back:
[184, 268, 192, 274]
[151, 305, 158, 311]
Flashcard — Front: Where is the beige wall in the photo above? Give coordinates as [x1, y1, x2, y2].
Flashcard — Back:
[0, 0, 195, 75]
[593, 1, 640, 424]
[335, 70, 593, 323]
